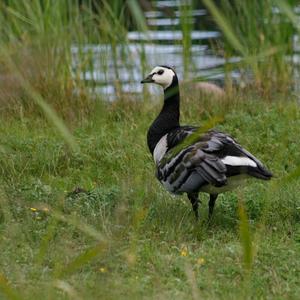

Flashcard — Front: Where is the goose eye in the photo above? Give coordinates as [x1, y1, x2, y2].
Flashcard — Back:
[157, 69, 164, 75]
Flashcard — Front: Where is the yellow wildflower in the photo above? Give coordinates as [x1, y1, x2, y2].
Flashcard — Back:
[30, 207, 37, 212]
[197, 257, 205, 265]
[180, 246, 188, 257]
[99, 267, 107, 273]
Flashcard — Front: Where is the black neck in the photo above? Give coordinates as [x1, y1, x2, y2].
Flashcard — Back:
[147, 77, 180, 154]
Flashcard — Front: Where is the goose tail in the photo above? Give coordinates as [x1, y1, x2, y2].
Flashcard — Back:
[247, 165, 273, 180]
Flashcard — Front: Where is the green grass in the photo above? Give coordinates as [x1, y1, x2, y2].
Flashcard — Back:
[0, 93, 299, 299]
[0, 1, 300, 299]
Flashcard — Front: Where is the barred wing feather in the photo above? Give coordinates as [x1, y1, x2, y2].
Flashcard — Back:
[156, 129, 271, 194]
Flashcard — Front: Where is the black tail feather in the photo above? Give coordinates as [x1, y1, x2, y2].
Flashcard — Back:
[226, 165, 273, 180]
[247, 166, 273, 180]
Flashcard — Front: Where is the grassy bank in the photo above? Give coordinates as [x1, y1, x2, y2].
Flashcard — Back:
[0, 0, 299, 120]
[0, 1, 300, 299]
[0, 93, 300, 299]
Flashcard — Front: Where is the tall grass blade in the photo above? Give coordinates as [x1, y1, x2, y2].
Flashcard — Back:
[56, 243, 107, 278]
[1, 49, 78, 152]
[36, 218, 58, 265]
[184, 262, 200, 300]
[5, 6, 33, 26]
[50, 209, 106, 242]
[238, 201, 253, 272]
[202, 0, 245, 55]
[180, 1, 193, 77]
[0, 274, 21, 300]
[276, 0, 300, 30]
[161, 115, 224, 164]
[54, 280, 82, 300]
[127, 0, 148, 32]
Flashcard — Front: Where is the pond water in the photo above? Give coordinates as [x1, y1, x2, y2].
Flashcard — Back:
[71, 0, 299, 100]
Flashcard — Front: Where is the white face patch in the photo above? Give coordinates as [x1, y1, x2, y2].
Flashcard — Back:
[148, 66, 175, 89]
[221, 156, 257, 168]
[153, 134, 168, 164]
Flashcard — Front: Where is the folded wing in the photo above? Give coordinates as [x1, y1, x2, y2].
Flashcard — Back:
[156, 129, 272, 194]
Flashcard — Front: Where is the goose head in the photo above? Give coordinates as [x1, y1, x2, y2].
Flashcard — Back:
[141, 65, 177, 89]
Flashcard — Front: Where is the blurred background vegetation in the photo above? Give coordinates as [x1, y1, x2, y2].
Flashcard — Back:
[0, 0, 299, 119]
[0, 1, 299, 299]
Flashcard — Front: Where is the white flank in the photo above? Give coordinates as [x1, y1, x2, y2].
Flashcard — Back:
[153, 134, 168, 164]
[221, 156, 257, 167]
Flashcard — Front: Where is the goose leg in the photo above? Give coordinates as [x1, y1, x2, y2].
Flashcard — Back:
[208, 194, 218, 219]
[187, 193, 200, 220]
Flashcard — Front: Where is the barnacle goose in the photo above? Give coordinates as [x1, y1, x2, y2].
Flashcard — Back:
[141, 65, 272, 220]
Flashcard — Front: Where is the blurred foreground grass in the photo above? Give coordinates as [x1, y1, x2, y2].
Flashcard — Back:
[0, 92, 299, 299]
[0, 0, 300, 299]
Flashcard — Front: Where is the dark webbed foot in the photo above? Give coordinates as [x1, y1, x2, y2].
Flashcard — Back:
[187, 193, 200, 220]
[208, 194, 218, 219]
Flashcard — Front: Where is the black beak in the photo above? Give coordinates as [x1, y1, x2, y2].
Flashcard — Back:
[141, 74, 154, 84]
